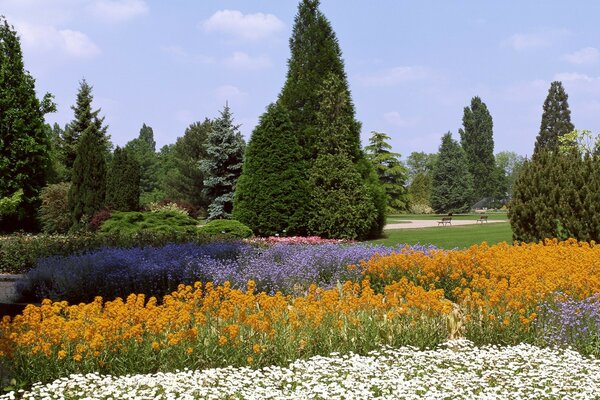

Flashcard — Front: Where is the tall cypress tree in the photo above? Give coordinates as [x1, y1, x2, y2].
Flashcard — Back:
[125, 123, 160, 203]
[233, 103, 307, 235]
[0, 16, 55, 231]
[106, 146, 140, 211]
[431, 132, 474, 213]
[533, 81, 575, 156]
[68, 82, 109, 226]
[459, 96, 496, 200]
[201, 104, 245, 220]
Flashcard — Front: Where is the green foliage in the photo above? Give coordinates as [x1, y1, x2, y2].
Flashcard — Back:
[201, 105, 245, 220]
[307, 154, 377, 240]
[45, 123, 69, 184]
[99, 211, 199, 235]
[364, 131, 409, 212]
[125, 123, 160, 200]
[408, 173, 433, 206]
[0, 17, 54, 231]
[0, 189, 22, 217]
[459, 96, 496, 200]
[356, 157, 387, 239]
[533, 81, 575, 156]
[233, 103, 308, 236]
[406, 152, 437, 182]
[105, 147, 140, 211]
[509, 149, 600, 242]
[199, 219, 253, 239]
[558, 129, 600, 156]
[431, 132, 474, 213]
[495, 151, 525, 199]
[38, 183, 71, 234]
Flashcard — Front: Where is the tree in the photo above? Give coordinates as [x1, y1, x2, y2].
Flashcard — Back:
[106, 146, 140, 211]
[201, 104, 245, 220]
[533, 81, 575, 156]
[233, 103, 307, 236]
[431, 132, 474, 213]
[62, 80, 112, 176]
[163, 119, 212, 210]
[0, 16, 56, 231]
[125, 123, 160, 205]
[495, 151, 525, 199]
[459, 96, 496, 200]
[406, 151, 437, 183]
[365, 131, 409, 212]
[45, 123, 69, 184]
[68, 82, 109, 227]
[406, 151, 437, 208]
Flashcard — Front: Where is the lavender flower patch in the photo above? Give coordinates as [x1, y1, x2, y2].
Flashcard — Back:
[537, 293, 600, 357]
[16, 242, 435, 304]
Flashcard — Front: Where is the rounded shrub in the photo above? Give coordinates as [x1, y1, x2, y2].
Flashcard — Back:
[199, 219, 253, 239]
[99, 211, 199, 235]
[38, 183, 72, 233]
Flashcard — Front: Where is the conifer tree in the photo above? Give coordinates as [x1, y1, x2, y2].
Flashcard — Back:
[533, 81, 575, 155]
[365, 131, 410, 212]
[201, 104, 245, 220]
[68, 82, 109, 227]
[125, 123, 160, 204]
[233, 103, 307, 235]
[431, 132, 474, 213]
[105, 147, 140, 211]
[0, 16, 55, 231]
[459, 96, 496, 200]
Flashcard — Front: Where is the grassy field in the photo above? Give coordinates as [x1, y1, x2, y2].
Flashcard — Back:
[372, 221, 513, 249]
[387, 212, 508, 223]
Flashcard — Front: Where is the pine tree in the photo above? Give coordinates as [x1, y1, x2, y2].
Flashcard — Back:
[459, 96, 496, 201]
[0, 16, 55, 231]
[105, 147, 140, 211]
[431, 132, 474, 213]
[365, 131, 410, 212]
[125, 123, 160, 204]
[533, 81, 575, 155]
[233, 103, 307, 236]
[201, 104, 245, 220]
[67, 82, 109, 227]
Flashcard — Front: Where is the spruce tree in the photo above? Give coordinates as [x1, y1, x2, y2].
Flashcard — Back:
[431, 132, 474, 213]
[68, 82, 109, 227]
[365, 131, 410, 212]
[201, 104, 245, 220]
[0, 16, 55, 231]
[233, 103, 307, 236]
[105, 146, 140, 211]
[125, 123, 160, 204]
[533, 81, 575, 155]
[459, 96, 496, 201]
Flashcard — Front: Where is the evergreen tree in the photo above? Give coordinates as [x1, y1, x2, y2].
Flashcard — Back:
[459, 96, 496, 200]
[201, 104, 245, 220]
[125, 123, 160, 204]
[233, 103, 307, 236]
[533, 81, 575, 155]
[68, 82, 109, 227]
[0, 16, 56, 231]
[105, 147, 140, 211]
[365, 131, 410, 212]
[163, 119, 212, 210]
[431, 132, 474, 213]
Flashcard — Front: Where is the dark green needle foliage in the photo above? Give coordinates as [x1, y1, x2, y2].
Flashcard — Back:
[106, 146, 140, 211]
[533, 81, 575, 156]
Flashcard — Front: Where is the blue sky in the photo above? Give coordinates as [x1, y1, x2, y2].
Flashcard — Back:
[2, 0, 599, 158]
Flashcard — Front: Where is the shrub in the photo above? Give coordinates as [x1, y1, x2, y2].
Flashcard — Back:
[199, 219, 253, 239]
[146, 201, 189, 217]
[38, 183, 71, 234]
[89, 208, 112, 231]
[99, 211, 199, 235]
[409, 203, 434, 214]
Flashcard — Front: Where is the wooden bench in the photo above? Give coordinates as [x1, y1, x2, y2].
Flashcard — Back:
[438, 217, 452, 226]
[476, 215, 488, 224]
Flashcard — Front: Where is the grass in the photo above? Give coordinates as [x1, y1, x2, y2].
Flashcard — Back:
[386, 212, 508, 223]
[371, 221, 513, 249]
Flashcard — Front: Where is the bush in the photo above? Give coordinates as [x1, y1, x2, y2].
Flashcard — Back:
[199, 219, 253, 239]
[90, 208, 112, 231]
[99, 211, 200, 235]
[146, 201, 189, 217]
[38, 183, 71, 234]
[410, 203, 434, 214]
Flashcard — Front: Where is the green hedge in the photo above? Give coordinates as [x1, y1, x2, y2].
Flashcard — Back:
[99, 211, 200, 235]
[199, 219, 253, 239]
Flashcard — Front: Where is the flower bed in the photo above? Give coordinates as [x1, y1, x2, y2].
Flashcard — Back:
[3, 340, 599, 400]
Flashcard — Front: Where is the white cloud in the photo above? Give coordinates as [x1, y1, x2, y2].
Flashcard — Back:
[563, 47, 599, 65]
[91, 0, 148, 23]
[554, 72, 598, 83]
[215, 85, 247, 103]
[359, 66, 430, 87]
[223, 52, 271, 70]
[504, 29, 570, 51]
[14, 21, 100, 58]
[202, 10, 284, 41]
[383, 111, 419, 128]
[161, 45, 214, 64]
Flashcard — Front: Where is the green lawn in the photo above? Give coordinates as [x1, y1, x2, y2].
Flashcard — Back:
[386, 212, 508, 223]
[371, 222, 513, 249]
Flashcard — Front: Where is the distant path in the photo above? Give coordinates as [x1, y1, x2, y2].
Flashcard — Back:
[384, 219, 508, 230]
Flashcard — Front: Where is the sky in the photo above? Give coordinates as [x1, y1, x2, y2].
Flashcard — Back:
[1, 0, 599, 159]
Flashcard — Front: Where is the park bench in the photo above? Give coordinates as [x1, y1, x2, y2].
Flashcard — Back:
[476, 215, 488, 224]
[438, 217, 452, 226]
